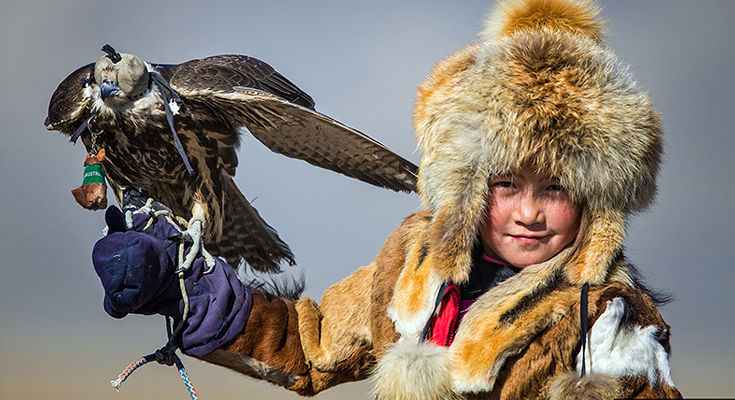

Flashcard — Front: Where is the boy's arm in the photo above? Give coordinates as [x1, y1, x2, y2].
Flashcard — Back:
[92, 205, 406, 396]
[201, 266, 379, 396]
[196, 213, 412, 395]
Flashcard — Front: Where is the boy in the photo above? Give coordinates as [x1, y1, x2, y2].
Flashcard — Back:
[92, 0, 682, 398]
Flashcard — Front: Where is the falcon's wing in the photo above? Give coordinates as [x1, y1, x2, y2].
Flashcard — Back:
[168, 55, 418, 193]
[205, 177, 295, 271]
[45, 63, 95, 134]
[166, 55, 315, 109]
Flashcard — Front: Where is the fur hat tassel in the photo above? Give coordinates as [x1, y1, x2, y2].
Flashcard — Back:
[372, 340, 459, 400]
[547, 371, 620, 400]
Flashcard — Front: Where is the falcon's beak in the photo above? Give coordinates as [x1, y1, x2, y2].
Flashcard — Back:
[100, 78, 120, 100]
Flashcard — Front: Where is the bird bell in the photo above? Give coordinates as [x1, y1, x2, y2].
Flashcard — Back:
[71, 149, 108, 210]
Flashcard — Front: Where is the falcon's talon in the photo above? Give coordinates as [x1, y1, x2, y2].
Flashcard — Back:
[201, 247, 217, 274]
[124, 209, 134, 230]
[177, 219, 202, 273]
[175, 203, 208, 273]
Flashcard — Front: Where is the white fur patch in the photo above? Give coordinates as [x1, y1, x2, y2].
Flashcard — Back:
[578, 297, 675, 387]
[373, 340, 458, 400]
[387, 272, 444, 340]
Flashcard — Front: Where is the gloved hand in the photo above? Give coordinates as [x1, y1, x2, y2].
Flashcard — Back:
[92, 205, 252, 357]
[93, 206, 181, 318]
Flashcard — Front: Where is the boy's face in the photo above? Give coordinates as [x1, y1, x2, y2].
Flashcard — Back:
[479, 166, 581, 268]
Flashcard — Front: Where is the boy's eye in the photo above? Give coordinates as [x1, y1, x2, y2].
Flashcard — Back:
[547, 184, 565, 192]
[494, 181, 513, 188]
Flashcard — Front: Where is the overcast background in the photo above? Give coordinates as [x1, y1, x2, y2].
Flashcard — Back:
[1, 1, 733, 399]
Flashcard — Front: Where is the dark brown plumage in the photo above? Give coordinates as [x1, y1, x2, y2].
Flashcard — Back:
[45, 47, 418, 272]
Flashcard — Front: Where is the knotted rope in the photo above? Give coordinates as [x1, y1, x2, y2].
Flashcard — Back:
[109, 200, 199, 399]
[110, 343, 197, 400]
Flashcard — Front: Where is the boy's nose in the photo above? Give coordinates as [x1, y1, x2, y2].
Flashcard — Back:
[516, 192, 544, 226]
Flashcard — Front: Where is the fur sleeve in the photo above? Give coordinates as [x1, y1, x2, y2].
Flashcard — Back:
[579, 286, 683, 399]
[198, 285, 375, 396]
[199, 293, 311, 390]
[198, 213, 419, 395]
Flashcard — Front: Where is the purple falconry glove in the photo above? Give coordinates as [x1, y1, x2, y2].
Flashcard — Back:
[92, 205, 252, 357]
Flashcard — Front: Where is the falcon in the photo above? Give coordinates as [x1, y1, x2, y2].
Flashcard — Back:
[45, 45, 418, 273]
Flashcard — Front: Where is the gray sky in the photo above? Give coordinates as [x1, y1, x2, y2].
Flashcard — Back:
[1, 1, 734, 398]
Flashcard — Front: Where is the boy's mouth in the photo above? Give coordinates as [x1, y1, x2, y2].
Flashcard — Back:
[509, 234, 549, 243]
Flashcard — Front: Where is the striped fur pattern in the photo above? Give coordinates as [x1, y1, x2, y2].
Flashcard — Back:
[377, 219, 679, 398]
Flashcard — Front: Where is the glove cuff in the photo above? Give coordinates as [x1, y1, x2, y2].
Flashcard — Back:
[177, 257, 252, 357]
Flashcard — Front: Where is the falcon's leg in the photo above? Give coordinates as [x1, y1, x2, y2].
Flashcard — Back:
[177, 202, 217, 273]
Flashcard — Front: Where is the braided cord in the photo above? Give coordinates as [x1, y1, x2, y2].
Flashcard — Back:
[109, 205, 199, 399]
[110, 354, 155, 390]
[175, 355, 199, 400]
[109, 346, 198, 399]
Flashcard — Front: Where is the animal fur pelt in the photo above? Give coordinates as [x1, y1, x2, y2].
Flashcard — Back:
[547, 372, 620, 400]
[372, 341, 459, 400]
[413, 0, 662, 284]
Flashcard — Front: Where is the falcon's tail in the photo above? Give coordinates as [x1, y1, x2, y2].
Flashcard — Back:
[206, 177, 295, 273]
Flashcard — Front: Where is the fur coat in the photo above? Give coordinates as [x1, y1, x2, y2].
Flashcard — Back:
[201, 211, 681, 399]
[201, 0, 682, 398]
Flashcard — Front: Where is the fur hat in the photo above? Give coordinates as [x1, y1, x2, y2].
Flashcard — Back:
[414, 0, 662, 284]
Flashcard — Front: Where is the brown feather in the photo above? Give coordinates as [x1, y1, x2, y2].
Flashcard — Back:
[46, 52, 417, 272]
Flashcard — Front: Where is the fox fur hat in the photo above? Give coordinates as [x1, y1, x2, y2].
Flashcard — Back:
[414, 0, 663, 285]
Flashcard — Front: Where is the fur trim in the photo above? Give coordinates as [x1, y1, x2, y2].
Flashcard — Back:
[385, 218, 638, 393]
[547, 372, 619, 400]
[388, 258, 444, 339]
[579, 297, 675, 387]
[449, 247, 578, 392]
[565, 207, 625, 285]
[387, 212, 446, 338]
[372, 340, 459, 400]
[413, 0, 662, 283]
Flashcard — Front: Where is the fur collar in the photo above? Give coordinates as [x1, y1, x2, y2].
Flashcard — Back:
[386, 217, 635, 393]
